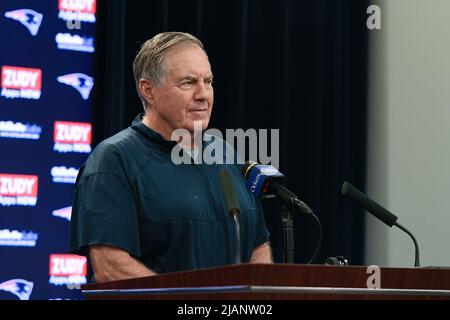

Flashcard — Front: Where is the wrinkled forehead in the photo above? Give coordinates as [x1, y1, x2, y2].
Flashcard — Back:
[163, 44, 212, 77]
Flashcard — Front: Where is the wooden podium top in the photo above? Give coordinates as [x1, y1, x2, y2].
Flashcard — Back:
[81, 263, 450, 300]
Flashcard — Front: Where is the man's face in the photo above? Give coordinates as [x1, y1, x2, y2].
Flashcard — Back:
[149, 45, 214, 138]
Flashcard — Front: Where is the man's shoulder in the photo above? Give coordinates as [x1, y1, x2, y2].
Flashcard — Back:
[80, 127, 143, 177]
[92, 126, 145, 158]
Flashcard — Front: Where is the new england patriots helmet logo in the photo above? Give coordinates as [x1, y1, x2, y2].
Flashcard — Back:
[4, 9, 43, 36]
[0, 279, 34, 300]
[57, 73, 94, 100]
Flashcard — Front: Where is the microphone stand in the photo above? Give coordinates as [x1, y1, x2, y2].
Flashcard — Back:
[395, 221, 420, 267]
[341, 181, 421, 267]
[281, 204, 295, 263]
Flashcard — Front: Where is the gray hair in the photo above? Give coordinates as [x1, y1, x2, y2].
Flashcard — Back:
[132, 32, 205, 110]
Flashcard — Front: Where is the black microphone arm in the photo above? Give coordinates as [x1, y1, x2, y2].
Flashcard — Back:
[273, 182, 314, 216]
[341, 181, 420, 267]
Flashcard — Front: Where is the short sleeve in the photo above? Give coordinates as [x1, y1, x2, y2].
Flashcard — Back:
[70, 144, 141, 258]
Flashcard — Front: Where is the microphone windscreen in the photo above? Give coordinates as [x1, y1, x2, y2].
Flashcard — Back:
[219, 168, 241, 216]
[342, 181, 398, 227]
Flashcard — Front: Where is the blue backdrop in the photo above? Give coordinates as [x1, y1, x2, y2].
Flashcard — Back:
[0, 0, 96, 300]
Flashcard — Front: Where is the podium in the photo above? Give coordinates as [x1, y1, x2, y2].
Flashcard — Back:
[81, 263, 450, 300]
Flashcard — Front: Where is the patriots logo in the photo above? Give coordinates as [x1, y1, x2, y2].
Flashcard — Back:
[4, 9, 43, 36]
[0, 279, 34, 300]
[57, 73, 94, 100]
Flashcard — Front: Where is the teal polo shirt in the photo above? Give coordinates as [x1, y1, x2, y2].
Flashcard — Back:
[70, 114, 270, 274]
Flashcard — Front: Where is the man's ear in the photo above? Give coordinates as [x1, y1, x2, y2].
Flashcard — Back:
[138, 78, 155, 107]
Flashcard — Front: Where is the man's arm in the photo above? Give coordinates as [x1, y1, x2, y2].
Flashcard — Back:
[249, 241, 273, 263]
[89, 245, 156, 282]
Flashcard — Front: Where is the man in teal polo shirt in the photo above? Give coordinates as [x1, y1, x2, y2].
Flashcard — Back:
[70, 32, 272, 282]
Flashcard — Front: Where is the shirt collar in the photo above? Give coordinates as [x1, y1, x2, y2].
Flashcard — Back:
[131, 113, 178, 151]
[131, 113, 213, 156]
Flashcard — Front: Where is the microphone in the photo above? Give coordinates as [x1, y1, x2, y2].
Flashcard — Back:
[341, 181, 420, 267]
[241, 161, 323, 264]
[241, 161, 313, 215]
[219, 168, 241, 264]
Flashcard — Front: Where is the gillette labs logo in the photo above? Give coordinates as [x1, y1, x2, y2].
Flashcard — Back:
[0, 174, 38, 207]
[52, 206, 72, 221]
[57, 73, 93, 100]
[4, 9, 43, 36]
[58, 0, 96, 23]
[55, 33, 94, 53]
[0, 121, 42, 140]
[51, 166, 79, 184]
[1, 66, 42, 100]
[54, 121, 92, 153]
[0, 279, 34, 300]
[49, 254, 87, 286]
[0, 229, 38, 247]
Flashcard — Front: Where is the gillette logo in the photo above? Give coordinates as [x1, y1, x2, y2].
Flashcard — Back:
[54, 121, 92, 153]
[52, 206, 72, 221]
[0, 279, 34, 300]
[51, 166, 79, 184]
[49, 254, 87, 286]
[0, 121, 42, 140]
[58, 0, 96, 23]
[4, 9, 43, 36]
[0, 174, 38, 207]
[0, 229, 38, 247]
[1, 66, 42, 100]
[57, 73, 93, 100]
[55, 33, 94, 53]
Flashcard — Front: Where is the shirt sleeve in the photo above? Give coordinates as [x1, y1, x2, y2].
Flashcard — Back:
[70, 145, 141, 258]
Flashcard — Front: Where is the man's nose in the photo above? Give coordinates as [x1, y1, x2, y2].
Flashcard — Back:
[194, 81, 209, 100]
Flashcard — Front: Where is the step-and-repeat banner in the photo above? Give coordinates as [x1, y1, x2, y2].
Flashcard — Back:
[0, 0, 96, 300]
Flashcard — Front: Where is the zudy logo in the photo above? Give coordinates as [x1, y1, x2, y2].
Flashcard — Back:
[54, 121, 92, 153]
[49, 254, 87, 287]
[0, 173, 38, 207]
[1, 66, 42, 100]
[58, 0, 96, 23]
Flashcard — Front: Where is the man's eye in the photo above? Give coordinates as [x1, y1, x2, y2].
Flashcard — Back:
[180, 82, 193, 89]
